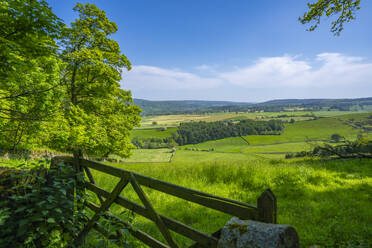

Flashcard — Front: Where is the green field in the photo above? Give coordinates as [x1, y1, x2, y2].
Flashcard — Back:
[179, 114, 366, 159]
[84, 112, 372, 247]
[109, 148, 173, 163]
[87, 158, 372, 248]
[132, 127, 177, 139]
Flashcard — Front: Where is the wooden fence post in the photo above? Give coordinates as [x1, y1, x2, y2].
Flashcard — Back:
[73, 150, 85, 212]
[257, 188, 277, 224]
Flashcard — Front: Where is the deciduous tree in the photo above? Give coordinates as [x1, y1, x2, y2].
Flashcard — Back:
[47, 3, 140, 158]
[0, 0, 63, 149]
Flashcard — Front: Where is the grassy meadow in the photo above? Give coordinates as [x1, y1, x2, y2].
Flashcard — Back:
[88, 158, 372, 248]
[109, 148, 173, 163]
[83, 111, 372, 247]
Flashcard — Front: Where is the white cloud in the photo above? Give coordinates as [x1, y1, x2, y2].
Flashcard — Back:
[219, 55, 311, 87]
[121, 53, 372, 100]
[122, 65, 222, 90]
[220, 53, 372, 88]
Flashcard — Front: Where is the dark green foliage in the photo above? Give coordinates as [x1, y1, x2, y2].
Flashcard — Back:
[174, 119, 284, 145]
[132, 137, 176, 149]
[0, 160, 133, 247]
[330, 133, 343, 142]
[287, 135, 372, 159]
[0, 160, 87, 247]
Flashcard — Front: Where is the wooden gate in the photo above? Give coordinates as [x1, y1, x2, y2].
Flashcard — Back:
[52, 156, 277, 248]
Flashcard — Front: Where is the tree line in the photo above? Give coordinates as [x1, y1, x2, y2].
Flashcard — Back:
[172, 120, 284, 145]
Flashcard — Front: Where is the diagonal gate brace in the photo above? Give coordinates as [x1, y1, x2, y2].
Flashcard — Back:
[74, 175, 130, 246]
[130, 173, 179, 248]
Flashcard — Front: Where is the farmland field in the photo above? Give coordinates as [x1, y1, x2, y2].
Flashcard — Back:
[138, 110, 368, 128]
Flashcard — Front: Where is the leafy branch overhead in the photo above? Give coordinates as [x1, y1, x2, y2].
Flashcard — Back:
[300, 0, 361, 35]
[0, 1, 141, 156]
[0, 0, 64, 150]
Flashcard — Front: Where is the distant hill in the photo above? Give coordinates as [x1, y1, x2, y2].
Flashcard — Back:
[261, 97, 372, 106]
[134, 99, 253, 115]
[134, 97, 372, 115]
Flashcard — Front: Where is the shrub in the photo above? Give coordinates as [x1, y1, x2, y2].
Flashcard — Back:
[0, 160, 87, 247]
[0, 160, 132, 247]
[330, 133, 342, 143]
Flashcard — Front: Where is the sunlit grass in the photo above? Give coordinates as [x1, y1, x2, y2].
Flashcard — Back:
[110, 149, 173, 163]
[88, 158, 372, 247]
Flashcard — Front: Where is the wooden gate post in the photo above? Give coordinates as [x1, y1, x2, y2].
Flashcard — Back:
[257, 188, 277, 224]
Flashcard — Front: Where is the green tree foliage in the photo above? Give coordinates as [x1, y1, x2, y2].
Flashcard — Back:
[300, 0, 361, 35]
[287, 133, 372, 159]
[132, 136, 176, 149]
[46, 3, 140, 157]
[174, 120, 284, 145]
[0, 0, 64, 149]
[330, 133, 343, 142]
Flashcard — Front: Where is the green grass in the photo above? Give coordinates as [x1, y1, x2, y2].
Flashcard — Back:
[172, 149, 259, 163]
[242, 141, 313, 154]
[183, 137, 248, 153]
[245, 116, 360, 145]
[110, 148, 173, 163]
[132, 127, 177, 139]
[88, 157, 372, 248]
[90, 112, 372, 247]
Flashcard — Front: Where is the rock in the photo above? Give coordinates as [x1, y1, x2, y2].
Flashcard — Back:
[218, 217, 299, 248]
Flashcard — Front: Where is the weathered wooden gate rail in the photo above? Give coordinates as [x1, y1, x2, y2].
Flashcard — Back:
[53, 156, 277, 248]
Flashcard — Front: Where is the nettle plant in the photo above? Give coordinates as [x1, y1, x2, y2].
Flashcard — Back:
[0, 160, 131, 248]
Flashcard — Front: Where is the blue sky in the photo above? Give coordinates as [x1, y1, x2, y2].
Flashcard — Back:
[46, 0, 372, 102]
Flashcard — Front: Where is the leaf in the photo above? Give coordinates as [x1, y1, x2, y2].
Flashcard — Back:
[18, 219, 29, 227]
[14, 206, 27, 213]
[47, 218, 56, 223]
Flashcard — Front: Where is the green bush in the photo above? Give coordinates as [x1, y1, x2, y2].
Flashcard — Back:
[0, 160, 87, 247]
[0, 160, 132, 247]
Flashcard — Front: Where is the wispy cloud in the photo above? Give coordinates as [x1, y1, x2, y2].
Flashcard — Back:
[122, 65, 222, 90]
[121, 53, 372, 101]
